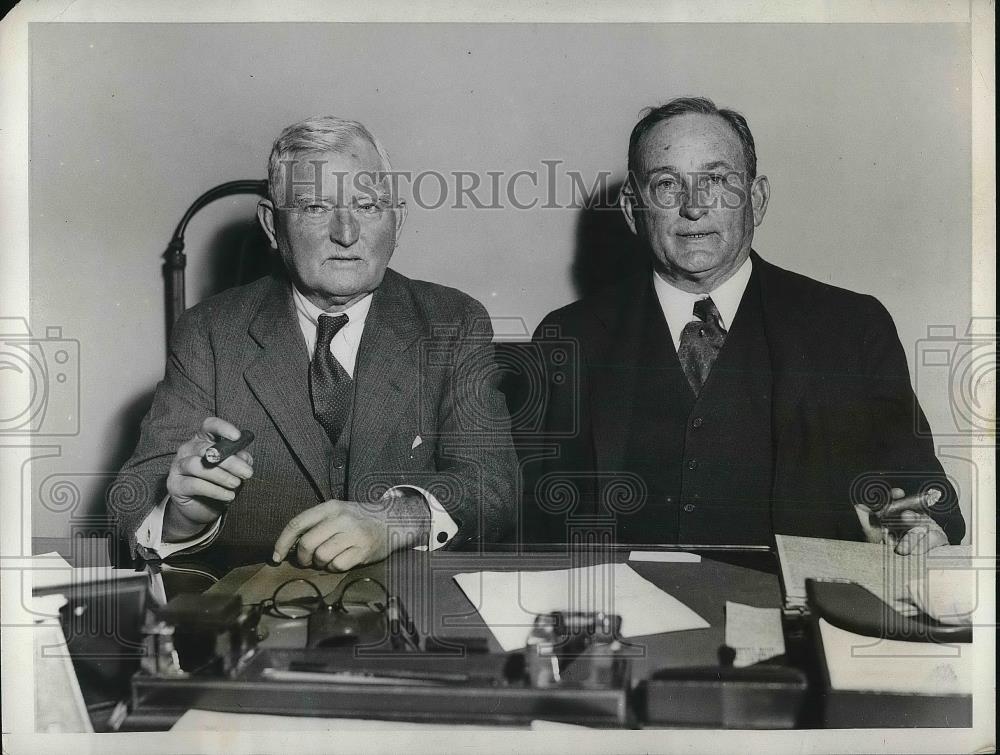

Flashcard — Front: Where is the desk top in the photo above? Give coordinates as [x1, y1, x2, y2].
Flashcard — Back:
[192, 546, 782, 680]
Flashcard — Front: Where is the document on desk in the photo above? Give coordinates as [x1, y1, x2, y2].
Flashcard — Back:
[725, 601, 785, 667]
[453, 563, 709, 652]
[818, 618, 973, 695]
[774, 534, 973, 616]
[32, 595, 92, 733]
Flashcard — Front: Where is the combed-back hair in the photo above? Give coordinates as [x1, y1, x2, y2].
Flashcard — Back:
[266, 115, 393, 203]
[627, 97, 757, 184]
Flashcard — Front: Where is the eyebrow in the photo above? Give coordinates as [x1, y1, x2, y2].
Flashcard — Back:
[290, 190, 392, 205]
[644, 160, 737, 176]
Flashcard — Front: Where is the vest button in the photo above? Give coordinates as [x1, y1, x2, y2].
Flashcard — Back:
[691, 417, 704, 428]
[332, 450, 347, 469]
[687, 459, 699, 470]
[683, 503, 696, 513]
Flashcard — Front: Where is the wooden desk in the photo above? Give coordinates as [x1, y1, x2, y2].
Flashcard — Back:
[31, 538, 805, 730]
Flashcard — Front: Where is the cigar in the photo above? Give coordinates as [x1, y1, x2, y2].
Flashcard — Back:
[871, 486, 944, 515]
[203, 430, 255, 465]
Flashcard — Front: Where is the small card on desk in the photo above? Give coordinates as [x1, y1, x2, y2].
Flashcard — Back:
[627, 551, 701, 563]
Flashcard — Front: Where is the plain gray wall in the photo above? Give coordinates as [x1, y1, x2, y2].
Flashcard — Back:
[29, 23, 973, 539]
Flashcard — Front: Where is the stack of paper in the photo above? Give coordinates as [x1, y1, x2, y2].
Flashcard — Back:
[774, 535, 972, 616]
[452, 563, 709, 652]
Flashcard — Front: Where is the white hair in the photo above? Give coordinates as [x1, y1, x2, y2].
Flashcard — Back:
[266, 115, 394, 204]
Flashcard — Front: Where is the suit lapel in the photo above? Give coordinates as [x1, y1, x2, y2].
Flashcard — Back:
[588, 274, 657, 473]
[244, 277, 334, 501]
[347, 270, 423, 485]
[753, 252, 813, 440]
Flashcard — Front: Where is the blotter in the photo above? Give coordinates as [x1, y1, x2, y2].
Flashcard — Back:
[453, 563, 708, 652]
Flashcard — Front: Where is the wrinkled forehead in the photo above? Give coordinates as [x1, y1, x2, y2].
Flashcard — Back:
[278, 145, 393, 200]
[635, 113, 746, 176]
[281, 139, 386, 179]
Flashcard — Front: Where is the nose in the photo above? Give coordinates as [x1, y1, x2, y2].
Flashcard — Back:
[328, 207, 360, 247]
[678, 186, 708, 221]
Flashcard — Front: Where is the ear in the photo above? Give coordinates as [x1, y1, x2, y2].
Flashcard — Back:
[394, 198, 408, 241]
[257, 199, 279, 250]
[619, 183, 640, 235]
[750, 175, 770, 227]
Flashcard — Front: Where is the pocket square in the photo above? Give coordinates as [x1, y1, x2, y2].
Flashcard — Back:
[411, 435, 423, 450]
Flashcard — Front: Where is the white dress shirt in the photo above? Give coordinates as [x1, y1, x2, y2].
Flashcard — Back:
[651, 256, 753, 352]
[136, 285, 458, 558]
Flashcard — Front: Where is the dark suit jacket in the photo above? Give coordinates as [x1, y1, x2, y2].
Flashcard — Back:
[111, 269, 518, 563]
[525, 252, 965, 545]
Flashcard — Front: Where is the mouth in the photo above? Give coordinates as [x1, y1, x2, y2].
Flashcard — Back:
[676, 232, 717, 240]
[326, 256, 363, 262]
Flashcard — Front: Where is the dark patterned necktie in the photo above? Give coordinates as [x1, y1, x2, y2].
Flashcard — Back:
[310, 314, 353, 444]
[677, 296, 727, 397]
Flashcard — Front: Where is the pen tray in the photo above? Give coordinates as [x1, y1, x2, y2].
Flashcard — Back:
[127, 648, 630, 729]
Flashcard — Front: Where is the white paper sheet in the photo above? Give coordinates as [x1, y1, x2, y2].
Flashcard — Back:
[724, 601, 785, 667]
[818, 619, 973, 695]
[452, 563, 709, 652]
[32, 600, 92, 733]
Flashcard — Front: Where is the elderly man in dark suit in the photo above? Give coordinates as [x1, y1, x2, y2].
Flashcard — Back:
[526, 97, 964, 553]
[112, 116, 517, 569]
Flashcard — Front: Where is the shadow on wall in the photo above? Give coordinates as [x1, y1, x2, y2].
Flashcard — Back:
[96, 217, 278, 531]
[193, 219, 283, 305]
[571, 179, 648, 299]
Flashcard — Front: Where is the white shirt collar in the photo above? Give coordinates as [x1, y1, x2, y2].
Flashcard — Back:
[651, 256, 753, 352]
[291, 285, 374, 377]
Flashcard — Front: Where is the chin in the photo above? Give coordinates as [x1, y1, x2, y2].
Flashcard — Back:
[663, 251, 721, 274]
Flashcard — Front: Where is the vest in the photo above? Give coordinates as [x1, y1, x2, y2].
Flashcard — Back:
[614, 271, 774, 545]
[319, 388, 355, 501]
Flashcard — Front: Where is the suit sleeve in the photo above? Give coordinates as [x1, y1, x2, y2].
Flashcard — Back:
[108, 306, 219, 559]
[431, 300, 518, 546]
[859, 297, 965, 544]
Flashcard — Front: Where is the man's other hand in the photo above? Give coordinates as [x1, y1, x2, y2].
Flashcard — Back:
[271, 491, 430, 571]
[874, 487, 950, 556]
[164, 417, 254, 542]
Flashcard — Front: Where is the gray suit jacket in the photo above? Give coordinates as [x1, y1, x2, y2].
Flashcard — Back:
[111, 269, 518, 564]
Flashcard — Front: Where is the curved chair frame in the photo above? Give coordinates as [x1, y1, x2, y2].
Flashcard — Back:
[163, 179, 269, 338]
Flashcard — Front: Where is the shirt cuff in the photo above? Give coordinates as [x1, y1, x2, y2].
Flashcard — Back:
[136, 495, 221, 558]
[387, 484, 458, 551]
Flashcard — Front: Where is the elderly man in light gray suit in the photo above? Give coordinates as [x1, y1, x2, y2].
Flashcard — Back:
[112, 116, 517, 569]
